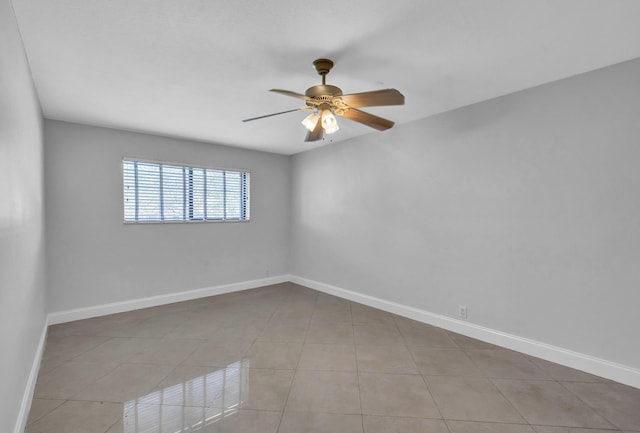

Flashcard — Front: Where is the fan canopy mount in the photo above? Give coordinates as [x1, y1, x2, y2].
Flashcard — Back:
[243, 58, 405, 142]
[311, 58, 335, 77]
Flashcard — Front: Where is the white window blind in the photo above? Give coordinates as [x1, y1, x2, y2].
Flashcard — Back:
[123, 160, 250, 222]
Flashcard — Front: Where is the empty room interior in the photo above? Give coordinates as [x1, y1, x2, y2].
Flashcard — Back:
[3, 1, 640, 433]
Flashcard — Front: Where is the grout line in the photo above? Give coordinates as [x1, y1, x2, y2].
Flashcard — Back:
[555, 380, 622, 431]
[32, 284, 638, 433]
[486, 376, 535, 427]
[417, 370, 448, 429]
[273, 290, 317, 433]
[350, 300, 366, 433]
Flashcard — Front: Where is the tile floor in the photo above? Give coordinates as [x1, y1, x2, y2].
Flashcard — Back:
[26, 283, 640, 433]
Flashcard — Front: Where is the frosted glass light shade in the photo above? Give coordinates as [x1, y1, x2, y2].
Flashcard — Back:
[301, 112, 320, 131]
[321, 109, 339, 134]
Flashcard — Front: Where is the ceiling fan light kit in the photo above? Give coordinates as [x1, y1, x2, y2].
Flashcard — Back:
[243, 58, 405, 142]
[301, 112, 320, 131]
[320, 108, 339, 134]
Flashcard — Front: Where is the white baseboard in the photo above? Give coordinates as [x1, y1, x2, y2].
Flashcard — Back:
[48, 275, 289, 325]
[290, 275, 640, 389]
[14, 319, 48, 433]
[42, 273, 640, 389]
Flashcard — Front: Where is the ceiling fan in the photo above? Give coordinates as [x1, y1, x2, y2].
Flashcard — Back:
[242, 58, 405, 142]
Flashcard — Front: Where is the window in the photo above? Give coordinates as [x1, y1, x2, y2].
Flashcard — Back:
[123, 159, 249, 223]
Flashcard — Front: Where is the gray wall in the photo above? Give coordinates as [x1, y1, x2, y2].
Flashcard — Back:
[0, 0, 47, 431]
[45, 120, 290, 312]
[291, 58, 640, 369]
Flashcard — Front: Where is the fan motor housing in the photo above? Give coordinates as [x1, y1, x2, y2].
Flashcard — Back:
[305, 84, 343, 98]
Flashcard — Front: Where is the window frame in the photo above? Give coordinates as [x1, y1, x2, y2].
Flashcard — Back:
[122, 157, 250, 224]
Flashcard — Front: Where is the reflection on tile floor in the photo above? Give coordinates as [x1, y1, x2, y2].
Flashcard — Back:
[121, 359, 249, 432]
[26, 283, 640, 433]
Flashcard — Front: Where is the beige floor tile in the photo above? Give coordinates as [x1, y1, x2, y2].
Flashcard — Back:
[281, 298, 318, 310]
[256, 321, 308, 342]
[270, 309, 314, 323]
[311, 303, 352, 323]
[410, 347, 483, 377]
[163, 322, 223, 340]
[210, 322, 265, 340]
[30, 284, 624, 433]
[306, 323, 355, 344]
[446, 332, 501, 350]
[150, 365, 228, 407]
[74, 363, 174, 403]
[298, 343, 357, 371]
[95, 318, 158, 338]
[363, 415, 449, 433]
[119, 404, 213, 433]
[48, 315, 139, 338]
[105, 419, 124, 433]
[354, 324, 401, 345]
[105, 314, 188, 338]
[26, 400, 122, 433]
[447, 420, 535, 433]
[562, 381, 640, 431]
[34, 361, 119, 399]
[166, 315, 248, 335]
[359, 373, 440, 418]
[400, 327, 457, 348]
[280, 411, 363, 433]
[181, 338, 253, 368]
[180, 313, 237, 330]
[493, 379, 614, 428]
[350, 303, 377, 313]
[424, 376, 525, 423]
[37, 352, 73, 375]
[41, 334, 110, 361]
[236, 368, 294, 411]
[311, 308, 353, 323]
[532, 427, 626, 433]
[393, 316, 432, 330]
[466, 349, 551, 380]
[525, 357, 606, 382]
[356, 345, 419, 374]
[273, 291, 307, 304]
[316, 293, 351, 307]
[72, 337, 157, 363]
[26, 399, 65, 425]
[352, 309, 397, 327]
[287, 371, 361, 414]
[44, 323, 77, 340]
[126, 337, 203, 365]
[110, 406, 272, 433]
[205, 409, 281, 433]
[394, 319, 448, 337]
[244, 341, 303, 369]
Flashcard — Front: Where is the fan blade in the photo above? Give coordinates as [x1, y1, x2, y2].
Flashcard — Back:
[242, 107, 311, 122]
[304, 117, 324, 142]
[340, 89, 404, 108]
[340, 108, 395, 131]
[270, 89, 309, 101]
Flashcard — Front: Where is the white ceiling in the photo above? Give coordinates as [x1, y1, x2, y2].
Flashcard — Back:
[12, 0, 640, 155]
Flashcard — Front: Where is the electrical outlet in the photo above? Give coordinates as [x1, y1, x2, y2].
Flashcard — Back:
[459, 305, 468, 319]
